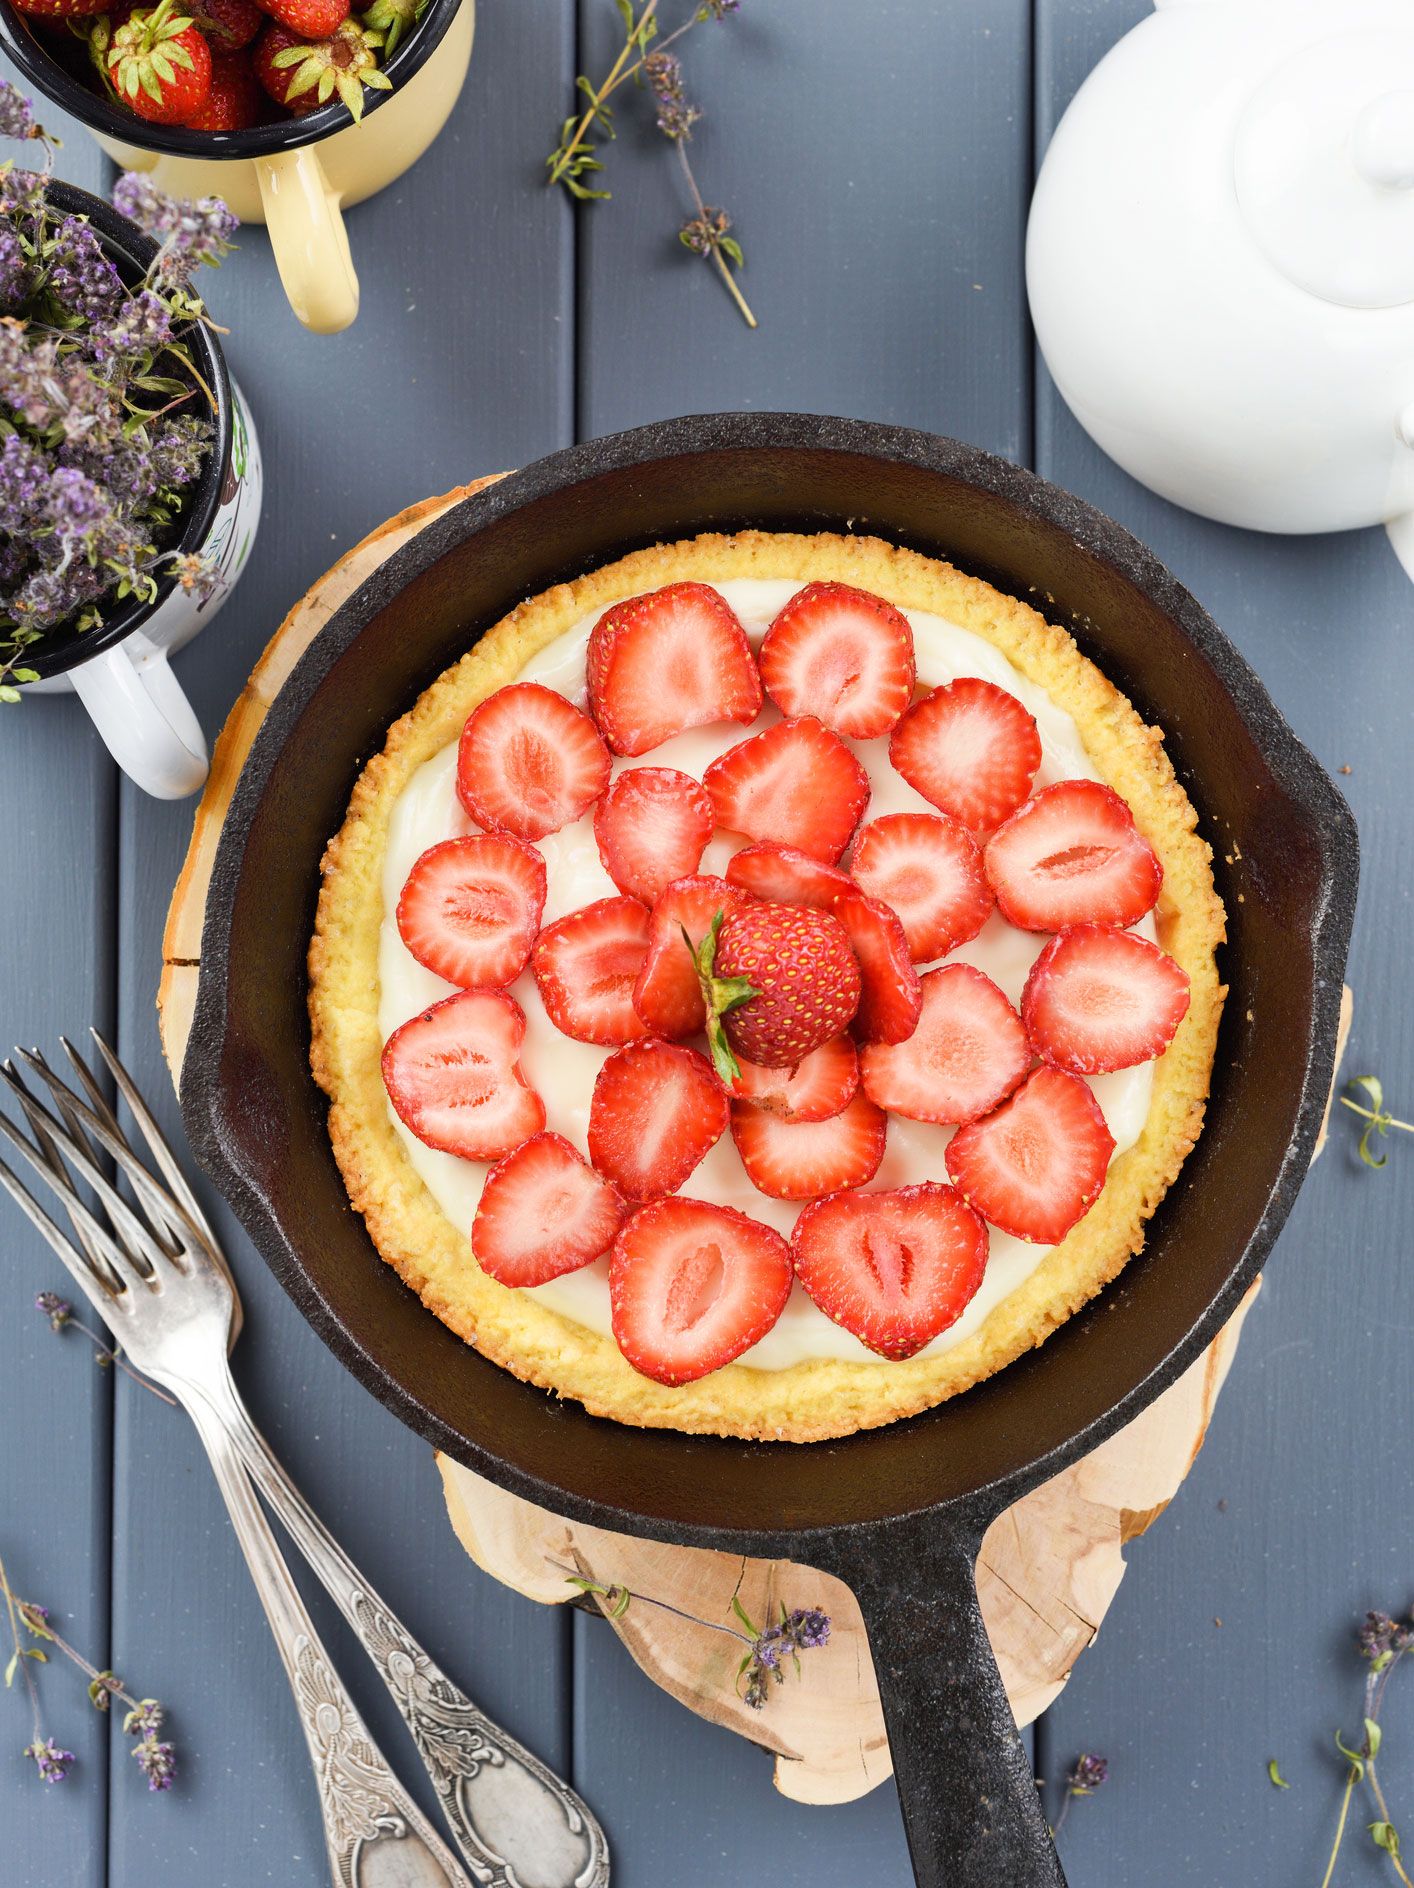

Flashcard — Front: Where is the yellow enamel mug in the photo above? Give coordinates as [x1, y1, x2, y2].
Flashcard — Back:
[0, 0, 473, 332]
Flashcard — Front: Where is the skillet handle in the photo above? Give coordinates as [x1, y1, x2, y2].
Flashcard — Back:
[814, 1513, 1066, 1888]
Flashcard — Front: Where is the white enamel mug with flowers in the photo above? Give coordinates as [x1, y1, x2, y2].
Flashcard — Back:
[13, 180, 260, 800]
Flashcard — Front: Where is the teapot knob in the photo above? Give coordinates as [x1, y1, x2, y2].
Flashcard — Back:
[1353, 92, 1414, 191]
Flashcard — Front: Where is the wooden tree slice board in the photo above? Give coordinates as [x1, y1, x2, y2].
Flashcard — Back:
[157, 487, 1353, 1809]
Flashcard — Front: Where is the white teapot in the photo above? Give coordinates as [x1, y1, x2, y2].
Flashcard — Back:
[1026, 0, 1414, 573]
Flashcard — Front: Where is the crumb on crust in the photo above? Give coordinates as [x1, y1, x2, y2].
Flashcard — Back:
[308, 530, 1226, 1443]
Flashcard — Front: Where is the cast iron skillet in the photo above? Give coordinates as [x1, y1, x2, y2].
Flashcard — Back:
[183, 414, 1358, 1888]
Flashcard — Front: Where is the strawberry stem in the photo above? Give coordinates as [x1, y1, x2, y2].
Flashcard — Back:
[681, 910, 756, 1086]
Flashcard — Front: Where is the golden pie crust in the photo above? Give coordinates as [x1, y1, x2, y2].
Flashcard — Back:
[309, 531, 1226, 1442]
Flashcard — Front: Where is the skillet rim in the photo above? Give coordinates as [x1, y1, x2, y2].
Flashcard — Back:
[181, 412, 1359, 1554]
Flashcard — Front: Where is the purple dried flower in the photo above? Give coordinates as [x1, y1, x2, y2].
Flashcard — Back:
[146, 411, 213, 491]
[48, 220, 122, 325]
[123, 1697, 163, 1737]
[701, 0, 739, 16]
[644, 52, 700, 142]
[0, 223, 31, 311]
[0, 80, 41, 144]
[1357, 1611, 1413, 1666]
[784, 1607, 830, 1650]
[111, 172, 236, 285]
[24, 1737, 75, 1784]
[0, 166, 46, 225]
[160, 548, 221, 601]
[88, 287, 174, 368]
[35, 1290, 72, 1331]
[133, 1737, 175, 1791]
[0, 318, 62, 428]
[1066, 1753, 1109, 1795]
[0, 431, 51, 533]
[679, 205, 732, 257]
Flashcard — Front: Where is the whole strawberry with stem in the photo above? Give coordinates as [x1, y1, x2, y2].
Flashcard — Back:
[688, 902, 863, 1081]
[107, 0, 213, 125]
[255, 14, 388, 118]
[360, 0, 423, 59]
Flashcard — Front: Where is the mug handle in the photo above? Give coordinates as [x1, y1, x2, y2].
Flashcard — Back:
[67, 636, 209, 800]
[254, 146, 360, 335]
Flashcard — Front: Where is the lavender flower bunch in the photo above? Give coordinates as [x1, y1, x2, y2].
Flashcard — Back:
[0, 80, 237, 705]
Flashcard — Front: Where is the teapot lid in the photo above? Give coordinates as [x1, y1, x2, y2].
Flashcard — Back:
[1235, 27, 1414, 309]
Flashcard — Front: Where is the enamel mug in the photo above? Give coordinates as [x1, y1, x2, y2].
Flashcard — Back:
[0, 0, 473, 334]
[18, 183, 260, 800]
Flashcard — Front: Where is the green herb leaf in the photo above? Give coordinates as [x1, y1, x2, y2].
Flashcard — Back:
[1370, 1821, 1402, 1857]
[731, 1595, 759, 1639]
[1364, 1717, 1382, 1759]
[1267, 1759, 1290, 1789]
[1335, 1730, 1367, 1779]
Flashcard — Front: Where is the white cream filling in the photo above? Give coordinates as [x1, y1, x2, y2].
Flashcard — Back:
[376, 578, 1155, 1370]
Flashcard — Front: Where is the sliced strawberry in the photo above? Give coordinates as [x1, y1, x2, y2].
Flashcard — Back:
[1022, 924, 1190, 1074]
[859, 963, 1030, 1125]
[704, 717, 869, 864]
[381, 990, 544, 1161]
[830, 889, 922, 1044]
[586, 583, 762, 757]
[633, 874, 743, 1037]
[395, 835, 546, 989]
[593, 766, 714, 906]
[457, 682, 611, 842]
[588, 1040, 729, 1201]
[532, 896, 651, 1046]
[758, 581, 916, 739]
[849, 812, 993, 963]
[471, 1132, 627, 1287]
[730, 1089, 886, 1201]
[791, 1183, 989, 1359]
[946, 1066, 1114, 1244]
[889, 677, 1042, 834]
[610, 1197, 792, 1384]
[724, 842, 853, 910]
[984, 779, 1162, 931]
[730, 1035, 859, 1122]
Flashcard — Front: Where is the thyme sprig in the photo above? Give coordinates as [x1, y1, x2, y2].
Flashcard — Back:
[546, 0, 755, 326]
[562, 1568, 828, 1710]
[1, 1550, 176, 1791]
[1341, 1076, 1414, 1170]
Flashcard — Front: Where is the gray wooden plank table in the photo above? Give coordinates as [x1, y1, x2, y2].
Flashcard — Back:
[1, 1, 1409, 1883]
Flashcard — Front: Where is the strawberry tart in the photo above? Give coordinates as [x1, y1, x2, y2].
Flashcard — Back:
[308, 530, 1225, 1442]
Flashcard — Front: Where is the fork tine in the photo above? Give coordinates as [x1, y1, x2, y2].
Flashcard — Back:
[10, 1049, 196, 1256]
[0, 1067, 172, 1278]
[2, 1061, 127, 1294]
[82, 1032, 218, 1246]
[0, 1142, 136, 1319]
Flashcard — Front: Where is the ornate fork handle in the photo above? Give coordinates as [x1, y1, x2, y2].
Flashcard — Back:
[198, 1368, 610, 1888]
[182, 1388, 467, 1888]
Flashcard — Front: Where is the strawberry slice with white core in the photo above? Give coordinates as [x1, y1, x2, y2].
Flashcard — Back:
[1022, 924, 1190, 1074]
[731, 1034, 859, 1121]
[610, 1197, 792, 1384]
[633, 874, 743, 1037]
[586, 583, 762, 757]
[830, 889, 923, 1044]
[382, 989, 545, 1161]
[396, 834, 546, 989]
[849, 812, 993, 963]
[859, 963, 1030, 1125]
[724, 842, 853, 910]
[984, 779, 1163, 932]
[790, 1183, 989, 1360]
[758, 581, 916, 739]
[730, 1089, 887, 1200]
[593, 766, 714, 906]
[945, 1065, 1114, 1244]
[471, 1131, 627, 1287]
[588, 1039, 729, 1201]
[704, 717, 870, 865]
[532, 896, 651, 1046]
[889, 677, 1042, 834]
[457, 682, 611, 841]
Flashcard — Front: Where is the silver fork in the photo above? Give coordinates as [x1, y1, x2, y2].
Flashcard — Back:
[0, 1033, 610, 1888]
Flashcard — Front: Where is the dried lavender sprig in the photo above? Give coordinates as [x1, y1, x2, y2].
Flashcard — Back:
[34, 1291, 177, 1403]
[1051, 1751, 1109, 1841]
